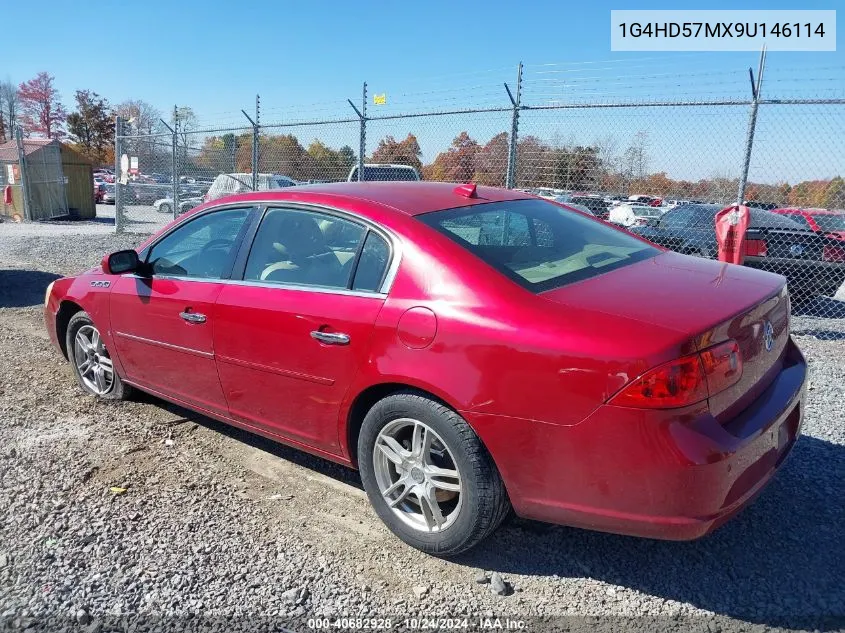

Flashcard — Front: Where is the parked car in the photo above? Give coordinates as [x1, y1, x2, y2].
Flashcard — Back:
[559, 202, 595, 216]
[609, 203, 664, 227]
[347, 163, 420, 182]
[46, 182, 806, 555]
[101, 184, 116, 204]
[94, 183, 107, 204]
[632, 203, 845, 301]
[771, 208, 845, 242]
[203, 173, 298, 203]
[567, 195, 611, 219]
[153, 196, 204, 216]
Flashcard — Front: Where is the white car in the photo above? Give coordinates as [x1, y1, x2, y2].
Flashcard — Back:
[608, 203, 664, 227]
[204, 173, 299, 202]
[347, 163, 420, 182]
[153, 196, 204, 216]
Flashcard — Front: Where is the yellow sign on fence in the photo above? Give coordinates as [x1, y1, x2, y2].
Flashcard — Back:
[373, 93, 387, 105]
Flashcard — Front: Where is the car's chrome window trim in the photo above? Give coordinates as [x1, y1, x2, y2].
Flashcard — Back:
[138, 199, 402, 295]
[122, 273, 388, 299]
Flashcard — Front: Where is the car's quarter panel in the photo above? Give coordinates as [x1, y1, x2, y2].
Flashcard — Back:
[213, 284, 385, 452]
[109, 275, 229, 414]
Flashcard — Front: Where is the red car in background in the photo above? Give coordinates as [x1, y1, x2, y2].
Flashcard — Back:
[44, 182, 806, 555]
[772, 207, 845, 263]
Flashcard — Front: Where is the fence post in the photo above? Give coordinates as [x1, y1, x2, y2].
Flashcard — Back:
[114, 117, 123, 232]
[347, 82, 367, 182]
[737, 46, 766, 206]
[242, 95, 260, 190]
[14, 127, 32, 220]
[505, 62, 523, 189]
[160, 111, 179, 220]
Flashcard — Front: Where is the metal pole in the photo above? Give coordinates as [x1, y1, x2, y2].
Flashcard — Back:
[505, 62, 523, 189]
[737, 46, 766, 206]
[15, 127, 32, 220]
[359, 82, 367, 181]
[253, 95, 260, 190]
[161, 113, 178, 220]
[348, 83, 367, 182]
[114, 117, 123, 232]
[241, 104, 259, 191]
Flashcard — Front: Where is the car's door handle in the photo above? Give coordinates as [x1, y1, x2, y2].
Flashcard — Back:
[310, 330, 350, 345]
[179, 311, 207, 324]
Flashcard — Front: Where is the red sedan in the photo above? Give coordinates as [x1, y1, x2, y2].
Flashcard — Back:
[44, 182, 806, 554]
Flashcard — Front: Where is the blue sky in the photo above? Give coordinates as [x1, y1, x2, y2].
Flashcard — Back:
[5, 0, 843, 183]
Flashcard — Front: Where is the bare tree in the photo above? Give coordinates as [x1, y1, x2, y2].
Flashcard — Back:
[0, 79, 19, 141]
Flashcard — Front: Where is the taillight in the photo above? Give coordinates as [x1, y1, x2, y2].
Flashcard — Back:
[744, 239, 767, 257]
[699, 340, 743, 395]
[823, 244, 845, 263]
[609, 340, 743, 409]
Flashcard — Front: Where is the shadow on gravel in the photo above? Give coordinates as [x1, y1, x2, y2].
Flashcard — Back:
[0, 269, 61, 308]
[792, 329, 845, 341]
[458, 435, 845, 630]
[793, 296, 845, 318]
[137, 395, 363, 490]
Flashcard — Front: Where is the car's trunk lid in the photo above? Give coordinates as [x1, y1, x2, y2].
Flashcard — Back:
[540, 251, 789, 418]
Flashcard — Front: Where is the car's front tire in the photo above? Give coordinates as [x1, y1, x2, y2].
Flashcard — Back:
[358, 390, 510, 556]
[66, 312, 131, 401]
[157, 203, 172, 215]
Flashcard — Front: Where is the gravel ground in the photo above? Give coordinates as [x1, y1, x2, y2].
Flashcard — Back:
[1, 223, 843, 633]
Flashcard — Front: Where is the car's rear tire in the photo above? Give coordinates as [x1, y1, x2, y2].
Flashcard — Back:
[157, 203, 172, 215]
[358, 390, 510, 556]
[66, 312, 131, 401]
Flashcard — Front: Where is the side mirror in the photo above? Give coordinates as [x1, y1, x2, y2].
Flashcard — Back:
[102, 249, 140, 275]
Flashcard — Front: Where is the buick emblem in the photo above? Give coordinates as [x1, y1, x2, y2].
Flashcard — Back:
[763, 321, 774, 352]
[789, 244, 804, 256]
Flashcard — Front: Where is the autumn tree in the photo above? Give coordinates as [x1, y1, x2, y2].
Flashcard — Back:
[369, 134, 422, 173]
[115, 100, 166, 171]
[0, 80, 15, 142]
[823, 176, 845, 209]
[427, 132, 480, 182]
[66, 90, 114, 165]
[18, 72, 67, 139]
[473, 133, 509, 186]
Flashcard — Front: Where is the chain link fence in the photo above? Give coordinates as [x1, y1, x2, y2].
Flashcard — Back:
[113, 55, 845, 320]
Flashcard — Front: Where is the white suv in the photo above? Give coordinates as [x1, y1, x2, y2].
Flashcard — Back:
[203, 173, 298, 203]
[347, 163, 420, 182]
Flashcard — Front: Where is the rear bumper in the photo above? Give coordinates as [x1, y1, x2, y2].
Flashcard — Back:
[468, 337, 807, 540]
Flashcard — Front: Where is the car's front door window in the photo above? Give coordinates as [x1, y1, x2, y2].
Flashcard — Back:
[146, 208, 251, 278]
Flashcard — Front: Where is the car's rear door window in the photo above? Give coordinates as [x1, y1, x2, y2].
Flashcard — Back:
[420, 198, 658, 292]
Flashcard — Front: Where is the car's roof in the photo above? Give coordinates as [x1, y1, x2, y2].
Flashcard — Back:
[212, 181, 534, 216]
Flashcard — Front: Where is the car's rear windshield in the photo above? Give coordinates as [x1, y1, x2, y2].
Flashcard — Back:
[813, 213, 845, 232]
[419, 198, 658, 293]
[353, 166, 419, 181]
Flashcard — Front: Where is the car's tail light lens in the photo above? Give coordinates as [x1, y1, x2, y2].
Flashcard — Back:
[609, 340, 743, 409]
[699, 340, 743, 395]
[744, 239, 767, 257]
[823, 244, 845, 263]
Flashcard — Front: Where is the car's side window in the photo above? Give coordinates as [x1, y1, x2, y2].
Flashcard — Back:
[146, 207, 251, 279]
[352, 232, 390, 292]
[244, 208, 366, 289]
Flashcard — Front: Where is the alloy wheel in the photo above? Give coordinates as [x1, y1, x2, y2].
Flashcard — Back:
[73, 325, 114, 395]
[372, 417, 463, 533]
